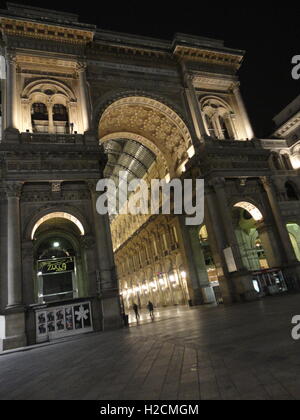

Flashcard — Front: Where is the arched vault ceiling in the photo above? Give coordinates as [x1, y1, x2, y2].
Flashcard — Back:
[103, 138, 156, 209]
[99, 97, 193, 172]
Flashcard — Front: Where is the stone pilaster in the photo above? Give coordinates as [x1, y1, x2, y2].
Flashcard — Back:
[77, 62, 91, 133]
[262, 177, 298, 264]
[232, 83, 254, 140]
[5, 182, 23, 310]
[87, 180, 122, 330]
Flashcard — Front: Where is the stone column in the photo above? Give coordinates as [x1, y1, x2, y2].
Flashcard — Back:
[180, 61, 208, 142]
[47, 102, 54, 134]
[6, 182, 23, 310]
[211, 178, 244, 271]
[187, 225, 216, 304]
[77, 63, 90, 133]
[208, 179, 258, 302]
[262, 177, 298, 264]
[87, 180, 122, 330]
[21, 240, 35, 305]
[5, 52, 18, 131]
[232, 83, 254, 140]
[256, 222, 284, 268]
[176, 215, 214, 305]
[20, 98, 31, 133]
[205, 186, 236, 303]
[0, 182, 26, 351]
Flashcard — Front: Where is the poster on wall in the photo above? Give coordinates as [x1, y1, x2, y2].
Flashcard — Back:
[36, 302, 93, 343]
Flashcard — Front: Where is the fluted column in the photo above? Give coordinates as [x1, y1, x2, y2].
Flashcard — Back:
[180, 61, 207, 142]
[77, 63, 90, 133]
[5, 182, 23, 310]
[5, 52, 18, 130]
[232, 83, 254, 140]
[47, 102, 54, 134]
[262, 177, 298, 264]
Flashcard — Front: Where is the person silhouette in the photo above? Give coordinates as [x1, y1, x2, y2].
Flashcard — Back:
[133, 303, 140, 322]
[147, 301, 154, 321]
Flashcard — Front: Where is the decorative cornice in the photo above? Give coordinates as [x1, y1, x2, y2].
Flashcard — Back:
[174, 45, 243, 70]
[0, 17, 94, 45]
[273, 111, 300, 138]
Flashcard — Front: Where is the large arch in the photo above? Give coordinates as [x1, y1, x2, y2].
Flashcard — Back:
[98, 95, 194, 176]
[24, 206, 90, 242]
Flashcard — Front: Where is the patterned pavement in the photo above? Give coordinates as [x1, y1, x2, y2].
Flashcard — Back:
[1, 294, 300, 400]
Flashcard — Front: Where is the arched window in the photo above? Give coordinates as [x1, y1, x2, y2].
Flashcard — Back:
[31, 103, 49, 133]
[218, 115, 231, 140]
[201, 98, 236, 140]
[205, 114, 215, 138]
[285, 182, 299, 201]
[53, 104, 68, 122]
[53, 104, 69, 134]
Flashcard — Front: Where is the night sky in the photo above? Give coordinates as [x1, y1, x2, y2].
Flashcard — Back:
[0, 1, 299, 138]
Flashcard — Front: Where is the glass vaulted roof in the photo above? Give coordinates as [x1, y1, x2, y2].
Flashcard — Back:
[103, 138, 156, 213]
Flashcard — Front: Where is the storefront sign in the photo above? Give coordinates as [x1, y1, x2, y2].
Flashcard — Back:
[38, 258, 74, 274]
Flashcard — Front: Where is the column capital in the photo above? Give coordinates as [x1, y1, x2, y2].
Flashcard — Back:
[4, 182, 23, 198]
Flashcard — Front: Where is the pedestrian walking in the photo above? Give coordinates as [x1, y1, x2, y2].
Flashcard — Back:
[133, 303, 140, 322]
[147, 301, 154, 321]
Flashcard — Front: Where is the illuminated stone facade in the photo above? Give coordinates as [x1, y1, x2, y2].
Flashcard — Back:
[0, 3, 300, 350]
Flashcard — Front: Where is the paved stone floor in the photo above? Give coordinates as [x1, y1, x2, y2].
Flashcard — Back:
[1, 293, 300, 400]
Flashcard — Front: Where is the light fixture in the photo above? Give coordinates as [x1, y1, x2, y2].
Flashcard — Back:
[53, 242, 60, 248]
[181, 271, 187, 279]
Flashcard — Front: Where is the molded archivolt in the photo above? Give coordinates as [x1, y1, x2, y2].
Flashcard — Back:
[98, 96, 194, 175]
[233, 201, 264, 222]
[31, 212, 85, 240]
[24, 206, 89, 241]
[22, 79, 76, 101]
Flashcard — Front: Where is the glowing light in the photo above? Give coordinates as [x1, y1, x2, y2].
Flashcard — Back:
[291, 155, 300, 170]
[31, 212, 85, 239]
[234, 202, 263, 221]
[187, 145, 195, 158]
[253, 280, 260, 293]
[169, 275, 175, 282]
[53, 242, 60, 248]
[181, 271, 187, 279]
[165, 173, 171, 183]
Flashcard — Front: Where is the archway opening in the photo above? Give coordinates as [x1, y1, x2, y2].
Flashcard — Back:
[287, 223, 300, 261]
[32, 214, 86, 304]
[232, 205, 268, 271]
[98, 96, 195, 312]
